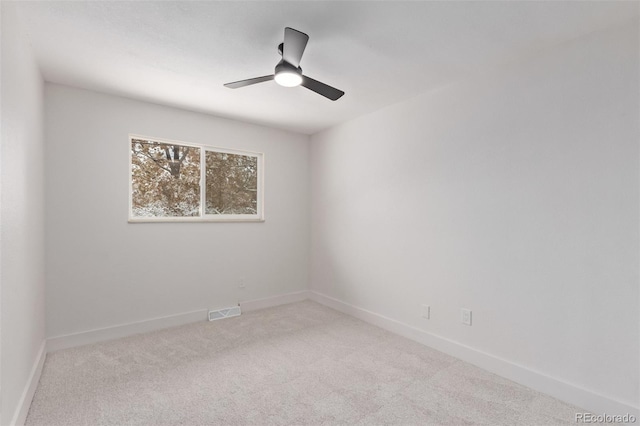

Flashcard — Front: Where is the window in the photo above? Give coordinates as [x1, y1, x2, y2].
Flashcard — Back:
[129, 135, 263, 222]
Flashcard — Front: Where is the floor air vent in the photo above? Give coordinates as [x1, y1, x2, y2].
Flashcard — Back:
[208, 306, 241, 321]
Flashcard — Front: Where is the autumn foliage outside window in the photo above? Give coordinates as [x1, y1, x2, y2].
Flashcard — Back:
[205, 151, 258, 215]
[130, 137, 263, 221]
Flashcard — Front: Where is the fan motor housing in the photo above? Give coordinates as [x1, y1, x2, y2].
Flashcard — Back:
[275, 59, 302, 77]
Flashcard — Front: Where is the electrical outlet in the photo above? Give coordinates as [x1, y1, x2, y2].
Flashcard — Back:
[238, 277, 246, 289]
[421, 304, 430, 319]
[461, 308, 472, 326]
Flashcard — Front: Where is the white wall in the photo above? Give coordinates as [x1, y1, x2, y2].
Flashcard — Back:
[1, 3, 46, 425]
[45, 84, 309, 338]
[310, 21, 639, 413]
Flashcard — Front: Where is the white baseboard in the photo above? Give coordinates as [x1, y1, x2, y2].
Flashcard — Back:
[11, 340, 47, 426]
[240, 290, 311, 312]
[309, 290, 639, 418]
[47, 291, 312, 353]
[47, 309, 208, 353]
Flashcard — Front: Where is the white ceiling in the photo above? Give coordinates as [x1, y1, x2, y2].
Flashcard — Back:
[15, 1, 637, 135]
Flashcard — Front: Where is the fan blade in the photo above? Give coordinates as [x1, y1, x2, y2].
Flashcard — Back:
[283, 27, 309, 67]
[301, 76, 345, 101]
[224, 75, 274, 89]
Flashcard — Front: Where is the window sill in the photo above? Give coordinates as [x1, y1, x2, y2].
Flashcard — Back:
[128, 217, 265, 223]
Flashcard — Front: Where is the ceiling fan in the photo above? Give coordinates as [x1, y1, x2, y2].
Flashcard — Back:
[224, 27, 345, 101]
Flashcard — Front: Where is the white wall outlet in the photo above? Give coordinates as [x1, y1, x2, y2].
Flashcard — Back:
[421, 304, 430, 319]
[461, 308, 472, 325]
[238, 277, 246, 289]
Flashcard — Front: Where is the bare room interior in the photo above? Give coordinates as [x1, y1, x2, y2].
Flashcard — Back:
[1, 1, 638, 425]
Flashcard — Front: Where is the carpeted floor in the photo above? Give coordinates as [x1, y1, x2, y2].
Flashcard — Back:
[27, 300, 583, 425]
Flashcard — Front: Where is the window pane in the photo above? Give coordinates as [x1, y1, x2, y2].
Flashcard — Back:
[131, 139, 201, 217]
[205, 151, 258, 215]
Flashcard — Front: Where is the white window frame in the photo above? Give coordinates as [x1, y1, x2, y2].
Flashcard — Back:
[128, 134, 264, 223]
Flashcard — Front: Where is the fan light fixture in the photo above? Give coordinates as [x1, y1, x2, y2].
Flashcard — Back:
[275, 71, 302, 87]
[274, 60, 303, 87]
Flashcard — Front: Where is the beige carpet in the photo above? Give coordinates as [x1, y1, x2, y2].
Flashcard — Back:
[26, 301, 583, 425]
